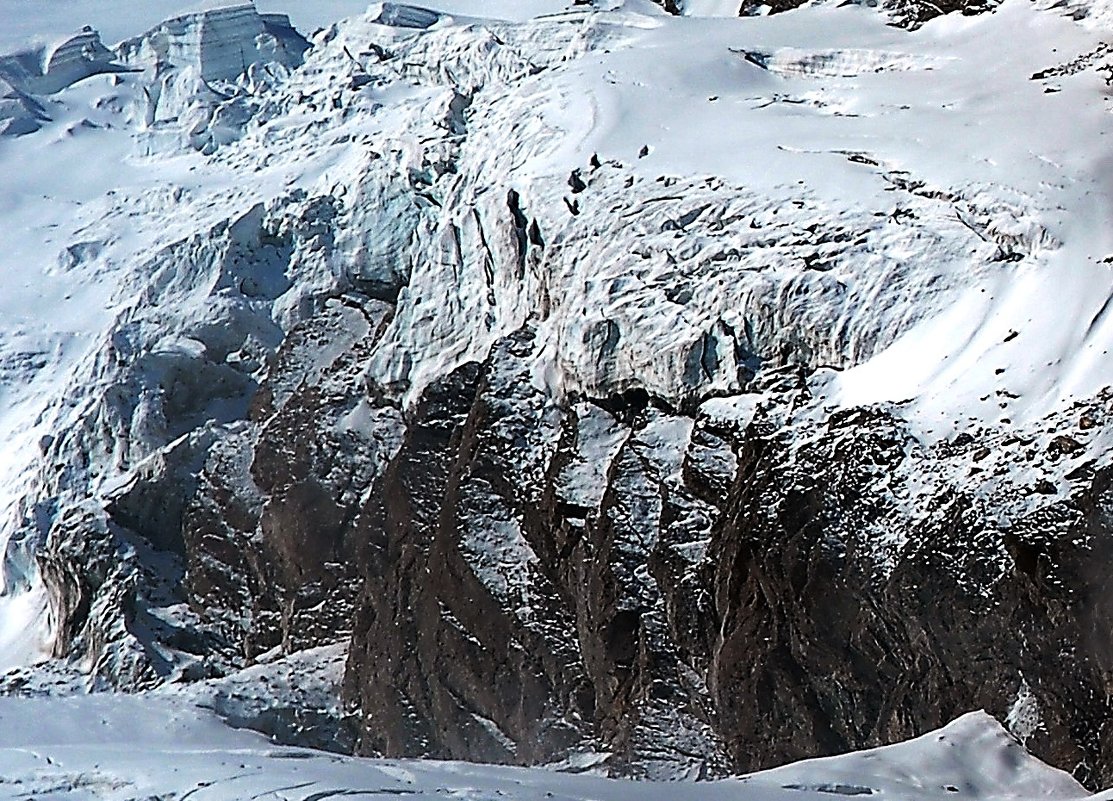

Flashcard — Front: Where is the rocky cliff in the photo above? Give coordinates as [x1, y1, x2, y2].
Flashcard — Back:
[2, 0, 1113, 790]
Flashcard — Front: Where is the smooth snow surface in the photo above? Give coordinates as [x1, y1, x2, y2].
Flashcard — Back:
[0, 697, 1093, 800]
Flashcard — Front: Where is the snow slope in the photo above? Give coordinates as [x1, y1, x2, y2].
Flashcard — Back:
[0, 0, 1112, 783]
[0, 694, 1093, 801]
[489, 0, 1113, 436]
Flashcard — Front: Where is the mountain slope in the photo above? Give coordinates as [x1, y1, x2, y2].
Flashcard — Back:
[1, 0, 1113, 788]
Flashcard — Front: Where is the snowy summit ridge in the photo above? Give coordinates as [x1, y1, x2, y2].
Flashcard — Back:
[0, 0, 1112, 794]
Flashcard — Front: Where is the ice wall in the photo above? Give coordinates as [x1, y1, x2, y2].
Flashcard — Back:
[0, 27, 124, 100]
[117, 2, 308, 83]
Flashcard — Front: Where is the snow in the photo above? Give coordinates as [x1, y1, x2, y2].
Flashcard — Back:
[745, 711, 1086, 800]
[0, 0, 1089, 607]
[0, 585, 49, 673]
[0, 0, 574, 53]
[0, 0, 1111, 791]
[478, 0, 1113, 439]
[0, 696, 1094, 800]
[556, 403, 631, 510]
[1006, 677, 1045, 748]
[115, 3, 308, 84]
[682, 0, 744, 15]
[329, 0, 1113, 433]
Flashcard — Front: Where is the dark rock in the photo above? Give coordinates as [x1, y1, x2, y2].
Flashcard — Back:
[343, 330, 726, 776]
[1049, 435, 1083, 457]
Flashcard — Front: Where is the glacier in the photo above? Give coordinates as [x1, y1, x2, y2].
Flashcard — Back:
[0, 0, 1112, 794]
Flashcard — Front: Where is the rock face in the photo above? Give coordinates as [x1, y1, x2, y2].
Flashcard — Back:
[4, 0, 1113, 792]
[734, 0, 996, 27]
[337, 352, 1113, 784]
[704, 390, 1113, 788]
[181, 295, 400, 661]
[342, 332, 726, 775]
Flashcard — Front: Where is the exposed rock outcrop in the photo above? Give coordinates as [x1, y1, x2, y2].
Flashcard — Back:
[3, 0, 1113, 791]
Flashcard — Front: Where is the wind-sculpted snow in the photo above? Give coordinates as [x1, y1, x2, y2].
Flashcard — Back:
[0, 29, 124, 98]
[2, 0, 1113, 788]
